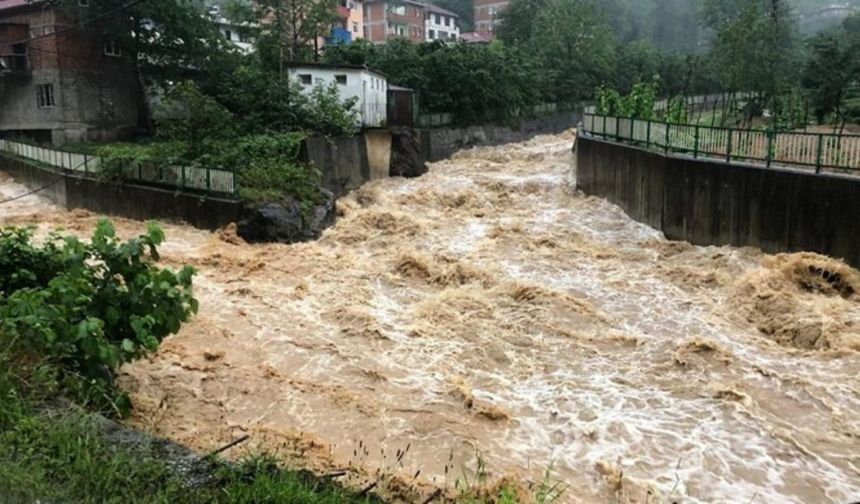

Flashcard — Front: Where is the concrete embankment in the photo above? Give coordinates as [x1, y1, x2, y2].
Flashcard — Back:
[576, 135, 860, 267]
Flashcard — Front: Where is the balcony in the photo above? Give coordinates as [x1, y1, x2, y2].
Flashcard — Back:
[0, 52, 31, 78]
[326, 26, 352, 45]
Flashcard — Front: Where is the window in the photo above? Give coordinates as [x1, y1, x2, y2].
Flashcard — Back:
[224, 29, 232, 41]
[299, 74, 312, 85]
[103, 38, 121, 56]
[37, 84, 55, 108]
[436, 30, 444, 38]
[450, 32, 456, 40]
[335, 74, 347, 85]
[353, 22, 359, 33]
[435, 14, 440, 24]
[428, 29, 435, 39]
[445, 16, 450, 26]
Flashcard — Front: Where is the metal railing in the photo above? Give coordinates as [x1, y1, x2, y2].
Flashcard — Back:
[581, 113, 860, 174]
[0, 138, 237, 195]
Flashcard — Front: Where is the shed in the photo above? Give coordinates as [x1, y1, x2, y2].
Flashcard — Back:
[387, 85, 417, 127]
[287, 62, 388, 128]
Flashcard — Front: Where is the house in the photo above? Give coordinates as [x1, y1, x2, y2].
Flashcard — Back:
[0, 0, 139, 145]
[362, 0, 426, 43]
[473, 0, 509, 37]
[459, 31, 492, 44]
[287, 63, 387, 128]
[424, 3, 458, 41]
[209, 7, 256, 55]
[326, 0, 364, 45]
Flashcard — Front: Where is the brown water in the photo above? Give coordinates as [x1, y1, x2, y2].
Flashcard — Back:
[2, 132, 860, 503]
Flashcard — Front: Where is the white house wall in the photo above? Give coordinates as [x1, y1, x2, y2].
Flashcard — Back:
[425, 13, 459, 41]
[287, 67, 387, 128]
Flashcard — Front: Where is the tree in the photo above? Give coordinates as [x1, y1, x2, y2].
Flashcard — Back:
[256, 0, 339, 63]
[803, 26, 859, 129]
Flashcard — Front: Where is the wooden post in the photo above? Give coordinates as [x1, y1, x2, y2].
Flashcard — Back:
[815, 134, 823, 174]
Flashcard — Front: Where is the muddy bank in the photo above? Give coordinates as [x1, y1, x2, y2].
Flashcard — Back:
[2, 131, 860, 503]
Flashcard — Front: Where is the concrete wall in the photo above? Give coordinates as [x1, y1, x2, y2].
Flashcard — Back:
[303, 135, 370, 199]
[365, 129, 392, 181]
[0, 153, 243, 230]
[576, 136, 860, 267]
[419, 109, 581, 162]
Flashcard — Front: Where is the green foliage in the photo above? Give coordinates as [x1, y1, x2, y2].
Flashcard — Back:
[196, 65, 360, 137]
[803, 18, 860, 126]
[0, 405, 382, 503]
[299, 83, 361, 137]
[665, 96, 691, 124]
[0, 220, 197, 414]
[190, 132, 324, 219]
[594, 77, 660, 119]
[154, 81, 236, 155]
[325, 39, 546, 126]
[94, 141, 186, 183]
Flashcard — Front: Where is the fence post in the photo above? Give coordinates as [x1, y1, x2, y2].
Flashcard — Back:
[181, 166, 186, 188]
[815, 134, 823, 174]
[137, 161, 142, 180]
[726, 129, 733, 163]
[84, 154, 89, 174]
[665, 122, 671, 155]
[630, 118, 635, 142]
[646, 120, 651, 149]
[766, 130, 774, 168]
[206, 168, 211, 192]
[615, 116, 620, 142]
[693, 126, 700, 158]
[602, 115, 607, 139]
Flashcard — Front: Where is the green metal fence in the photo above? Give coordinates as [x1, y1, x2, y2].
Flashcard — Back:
[0, 138, 237, 195]
[581, 113, 860, 174]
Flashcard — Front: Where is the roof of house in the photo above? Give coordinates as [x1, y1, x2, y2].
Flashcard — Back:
[286, 61, 387, 79]
[460, 31, 492, 43]
[424, 3, 458, 17]
[0, 0, 35, 13]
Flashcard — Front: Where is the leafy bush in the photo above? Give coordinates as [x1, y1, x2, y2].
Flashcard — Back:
[95, 141, 186, 182]
[594, 77, 660, 119]
[296, 83, 360, 137]
[0, 220, 197, 414]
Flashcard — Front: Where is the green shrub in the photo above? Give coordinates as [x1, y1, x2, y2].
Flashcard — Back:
[0, 220, 197, 415]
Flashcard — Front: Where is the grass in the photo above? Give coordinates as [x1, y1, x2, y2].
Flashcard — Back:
[0, 404, 383, 504]
[0, 339, 381, 504]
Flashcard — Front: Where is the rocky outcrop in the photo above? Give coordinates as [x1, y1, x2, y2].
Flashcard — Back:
[389, 127, 428, 178]
[236, 190, 336, 243]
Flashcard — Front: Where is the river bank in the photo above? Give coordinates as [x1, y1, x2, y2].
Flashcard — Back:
[2, 131, 859, 503]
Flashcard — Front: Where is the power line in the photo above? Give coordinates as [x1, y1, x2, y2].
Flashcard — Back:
[5, 0, 150, 47]
[0, 178, 61, 205]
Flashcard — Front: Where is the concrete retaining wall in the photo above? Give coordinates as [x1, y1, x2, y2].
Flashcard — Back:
[304, 135, 370, 199]
[419, 110, 581, 162]
[576, 136, 860, 267]
[0, 154, 243, 230]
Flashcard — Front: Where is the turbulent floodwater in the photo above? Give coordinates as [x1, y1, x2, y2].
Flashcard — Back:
[2, 132, 860, 503]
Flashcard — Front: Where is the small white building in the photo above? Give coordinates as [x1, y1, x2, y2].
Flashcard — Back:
[287, 63, 387, 128]
[424, 4, 459, 41]
[208, 7, 256, 55]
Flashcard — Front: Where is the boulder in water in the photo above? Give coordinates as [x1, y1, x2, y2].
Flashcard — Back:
[236, 190, 336, 243]
[389, 127, 428, 178]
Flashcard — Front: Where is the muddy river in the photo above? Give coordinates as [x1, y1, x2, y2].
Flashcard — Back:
[2, 131, 860, 503]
